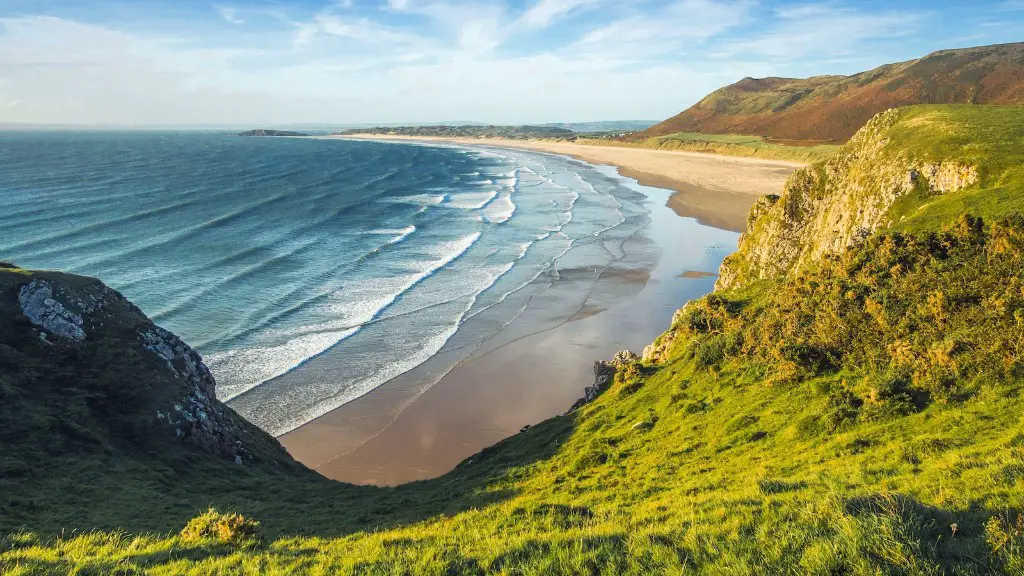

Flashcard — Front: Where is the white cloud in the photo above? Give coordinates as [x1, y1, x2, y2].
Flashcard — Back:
[0, 1, 1004, 126]
[571, 0, 752, 62]
[217, 6, 244, 24]
[517, 0, 599, 30]
[717, 5, 920, 61]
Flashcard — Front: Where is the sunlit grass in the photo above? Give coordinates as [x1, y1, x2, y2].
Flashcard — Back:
[580, 132, 839, 163]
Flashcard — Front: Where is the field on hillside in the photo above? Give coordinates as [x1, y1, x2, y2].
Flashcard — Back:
[582, 132, 839, 163]
[885, 105, 1024, 232]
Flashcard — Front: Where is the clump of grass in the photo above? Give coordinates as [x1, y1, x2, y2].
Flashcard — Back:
[986, 513, 1024, 573]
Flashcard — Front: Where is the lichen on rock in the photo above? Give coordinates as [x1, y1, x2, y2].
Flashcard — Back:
[18, 279, 88, 341]
[139, 325, 245, 461]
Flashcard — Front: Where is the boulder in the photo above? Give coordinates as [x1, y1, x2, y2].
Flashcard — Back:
[568, 351, 639, 412]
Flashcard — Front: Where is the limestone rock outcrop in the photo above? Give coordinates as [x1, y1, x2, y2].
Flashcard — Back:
[569, 350, 639, 411]
[18, 279, 92, 341]
[716, 108, 979, 290]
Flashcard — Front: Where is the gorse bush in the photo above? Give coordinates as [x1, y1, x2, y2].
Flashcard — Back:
[671, 214, 1024, 423]
[986, 513, 1024, 573]
[179, 509, 262, 546]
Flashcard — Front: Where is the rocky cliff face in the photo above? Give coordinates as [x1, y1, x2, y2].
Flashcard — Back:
[716, 108, 979, 290]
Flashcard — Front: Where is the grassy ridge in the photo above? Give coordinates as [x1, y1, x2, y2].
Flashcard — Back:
[3, 105, 1024, 574]
[885, 105, 1024, 232]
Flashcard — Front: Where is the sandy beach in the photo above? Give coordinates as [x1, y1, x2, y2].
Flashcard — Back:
[332, 135, 803, 232]
[279, 140, 780, 485]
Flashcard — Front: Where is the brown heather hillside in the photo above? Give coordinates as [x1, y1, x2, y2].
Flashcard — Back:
[637, 42, 1024, 144]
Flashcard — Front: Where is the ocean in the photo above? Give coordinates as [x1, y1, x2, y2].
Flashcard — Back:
[0, 131, 669, 436]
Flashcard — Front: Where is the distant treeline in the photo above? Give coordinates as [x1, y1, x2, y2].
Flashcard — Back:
[338, 125, 578, 140]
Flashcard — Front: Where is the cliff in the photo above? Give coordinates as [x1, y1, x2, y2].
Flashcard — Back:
[637, 42, 1024, 144]
[717, 104, 1024, 289]
[0, 265, 320, 533]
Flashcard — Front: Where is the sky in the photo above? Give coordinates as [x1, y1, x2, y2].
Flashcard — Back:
[0, 0, 1021, 126]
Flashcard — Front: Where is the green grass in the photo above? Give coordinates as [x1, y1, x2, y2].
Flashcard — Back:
[582, 132, 840, 163]
[884, 105, 1024, 232]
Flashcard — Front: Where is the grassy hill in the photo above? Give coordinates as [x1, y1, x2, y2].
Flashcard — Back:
[2, 105, 1024, 574]
[637, 42, 1024, 145]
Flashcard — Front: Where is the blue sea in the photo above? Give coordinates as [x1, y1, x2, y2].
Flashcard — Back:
[0, 132, 664, 435]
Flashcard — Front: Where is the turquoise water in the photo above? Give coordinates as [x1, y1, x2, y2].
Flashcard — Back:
[0, 132, 661, 435]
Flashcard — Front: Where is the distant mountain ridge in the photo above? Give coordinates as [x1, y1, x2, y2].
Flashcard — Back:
[539, 120, 658, 133]
[637, 42, 1024, 143]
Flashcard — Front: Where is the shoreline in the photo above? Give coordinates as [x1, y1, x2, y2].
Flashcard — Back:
[280, 141, 744, 485]
[326, 135, 803, 232]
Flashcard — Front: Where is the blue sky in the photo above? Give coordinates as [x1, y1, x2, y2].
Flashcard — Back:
[0, 0, 1021, 125]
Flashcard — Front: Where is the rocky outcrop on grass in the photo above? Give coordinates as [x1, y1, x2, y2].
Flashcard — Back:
[716, 107, 980, 289]
[1, 269, 289, 465]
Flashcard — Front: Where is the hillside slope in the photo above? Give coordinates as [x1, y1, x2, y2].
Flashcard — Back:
[3, 105, 1024, 574]
[638, 42, 1024, 143]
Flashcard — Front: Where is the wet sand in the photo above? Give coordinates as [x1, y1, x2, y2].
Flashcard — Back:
[280, 156, 740, 485]
[332, 135, 803, 232]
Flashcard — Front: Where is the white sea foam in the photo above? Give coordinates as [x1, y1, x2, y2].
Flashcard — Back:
[213, 232, 481, 402]
[267, 259, 514, 435]
[384, 193, 447, 206]
[208, 328, 359, 401]
[445, 190, 498, 210]
[482, 192, 516, 223]
[365, 225, 416, 237]
[364, 225, 417, 250]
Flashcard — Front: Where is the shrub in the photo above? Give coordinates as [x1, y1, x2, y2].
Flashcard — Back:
[615, 362, 641, 385]
[795, 415, 824, 439]
[180, 509, 262, 546]
[824, 385, 862, 432]
[724, 215, 1024, 420]
[693, 335, 728, 370]
[778, 342, 835, 377]
[860, 373, 921, 421]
